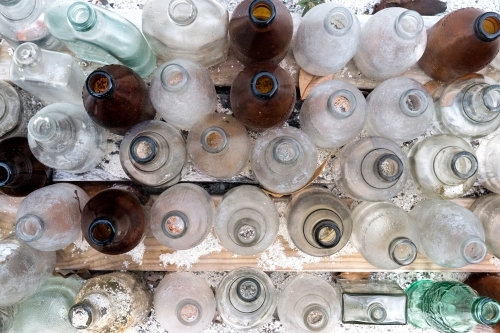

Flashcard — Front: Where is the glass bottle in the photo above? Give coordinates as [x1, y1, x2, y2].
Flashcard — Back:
[80, 187, 148, 255]
[83, 64, 156, 136]
[407, 280, 500, 332]
[339, 280, 407, 325]
[0, 137, 51, 197]
[470, 194, 500, 259]
[151, 183, 214, 250]
[418, 9, 500, 82]
[278, 274, 341, 333]
[149, 59, 217, 130]
[365, 77, 434, 143]
[476, 133, 500, 193]
[287, 186, 352, 257]
[10, 43, 86, 107]
[187, 113, 251, 179]
[293, 3, 360, 76]
[15, 183, 88, 251]
[45, 0, 156, 77]
[142, 0, 229, 67]
[216, 267, 277, 330]
[69, 272, 152, 333]
[410, 199, 487, 268]
[154, 272, 216, 333]
[231, 63, 296, 131]
[215, 185, 279, 256]
[299, 80, 367, 149]
[353, 8, 426, 80]
[28, 103, 107, 174]
[465, 273, 500, 333]
[119, 120, 186, 188]
[335, 136, 408, 201]
[408, 134, 477, 200]
[0, 81, 21, 139]
[0, 304, 18, 333]
[251, 126, 317, 194]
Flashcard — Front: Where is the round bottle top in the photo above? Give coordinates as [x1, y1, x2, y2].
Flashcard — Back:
[13, 42, 42, 68]
[474, 12, 500, 42]
[0, 81, 21, 138]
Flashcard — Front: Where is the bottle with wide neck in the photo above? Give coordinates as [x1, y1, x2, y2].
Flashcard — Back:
[470, 194, 500, 259]
[476, 133, 500, 193]
[465, 273, 500, 333]
[0, 81, 22, 139]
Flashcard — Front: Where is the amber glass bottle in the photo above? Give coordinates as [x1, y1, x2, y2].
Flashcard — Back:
[419, 8, 500, 82]
[230, 63, 296, 131]
[82, 64, 156, 135]
[0, 137, 51, 197]
[229, 0, 293, 66]
[465, 274, 500, 333]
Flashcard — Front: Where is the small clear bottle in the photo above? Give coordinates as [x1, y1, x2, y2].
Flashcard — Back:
[299, 80, 367, 149]
[119, 120, 186, 188]
[10, 43, 86, 107]
[151, 183, 214, 250]
[0, 81, 22, 139]
[154, 272, 216, 333]
[408, 134, 477, 200]
[470, 194, 500, 259]
[216, 267, 277, 330]
[335, 136, 408, 201]
[410, 199, 487, 268]
[477, 132, 500, 193]
[278, 274, 341, 333]
[215, 185, 279, 256]
[287, 186, 352, 257]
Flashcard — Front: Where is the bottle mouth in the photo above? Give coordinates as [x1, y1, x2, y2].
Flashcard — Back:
[236, 277, 261, 303]
[303, 304, 329, 331]
[312, 220, 342, 248]
[161, 211, 188, 238]
[473, 297, 500, 325]
[234, 220, 259, 246]
[69, 303, 93, 329]
[482, 85, 500, 112]
[201, 126, 228, 153]
[272, 137, 300, 165]
[176, 299, 202, 326]
[28, 114, 57, 142]
[327, 89, 356, 118]
[389, 237, 418, 266]
[13, 42, 41, 68]
[88, 218, 116, 246]
[249, 0, 276, 28]
[323, 6, 353, 36]
[461, 237, 487, 264]
[475, 12, 500, 42]
[251, 72, 279, 100]
[168, 0, 197, 26]
[376, 154, 404, 182]
[0, 161, 13, 186]
[0, 0, 35, 20]
[67, 2, 97, 32]
[451, 151, 478, 179]
[86, 71, 114, 99]
[160, 64, 189, 90]
[395, 10, 423, 39]
[368, 302, 387, 323]
[15, 214, 45, 242]
[130, 136, 158, 164]
[399, 89, 428, 117]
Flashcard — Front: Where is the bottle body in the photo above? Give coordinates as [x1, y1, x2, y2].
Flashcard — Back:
[470, 194, 500, 259]
[476, 133, 500, 193]
[0, 81, 22, 139]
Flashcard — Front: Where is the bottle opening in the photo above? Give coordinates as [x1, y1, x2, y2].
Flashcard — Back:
[69, 303, 92, 329]
[273, 137, 300, 164]
[389, 237, 418, 266]
[303, 305, 329, 331]
[451, 151, 478, 179]
[201, 127, 228, 153]
[15, 214, 44, 242]
[368, 303, 387, 323]
[399, 89, 428, 117]
[462, 237, 487, 264]
[376, 154, 403, 182]
[130, 136, 158, 164]
[168, 0, 197, 26]
[313, 220, 341, 248]
[236, 223, 257, 244]
[86, 71, 113, 99]
[327, 89, 356, 118]
[28, 114, 57, 142]
[67, 2, 97, 32]
[162, 211, 188, 239]
[476, 298, 500, 325]
[251, 72, 279, 100]
[324, 7, 353, 36]
[161, 64, 188, 90]
[88, 218, 116, 246]
[395, 10, 423, 39]
[0, 161, 12, 186]
[483, 16, 500, 34]
[483, 85, 500, 112]
[249, 0, 276, 27]
[236, 278, 261, 302]
[13, 42, 41, 67]
[177, 299, 202, 326]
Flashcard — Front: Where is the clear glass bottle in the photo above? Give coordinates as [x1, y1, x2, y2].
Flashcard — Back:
[149, 59, 217, 130]
[151, 183, 214, 250]
[470, 194, 500, 259]
[142, 0, 229, 67]
[408, 134, 477, 200]
[10, 43, 86, 107]
[410, 199, 487, 268]
[299, 80, 367, 149]
[216, 267, 277, 330]
[365, 77, 434, 143]
[353, 8, 426, 80]
[0, 81, 22, 139]
[339, 280, 407, 325]
[278, 274, 341, 333]
[15, 183, 89, 251]
[335, 136, 408, 201]
[251, 126, 317, 194]
[69, 272, 152, 333]
[119, 120, 186, 188]
[154, 272, 216, 333]
[215, 185, 279, 256]
[287, 186, 352, 257]
[187, 113, 251, 178]
[293, 3, 360, 76]
[476, 132, 500, 193]
[27, 103, 107, 174]
[45, 0, 156, 77]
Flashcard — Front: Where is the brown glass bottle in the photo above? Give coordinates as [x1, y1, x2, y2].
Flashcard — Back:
[230, 63, 296, 131]
[229, 0, 293, 66]
[418, 8, 500, 82]
[0, 137, 51, 197]
[465, 274, 500, 333]
[83, 64, 156, 135]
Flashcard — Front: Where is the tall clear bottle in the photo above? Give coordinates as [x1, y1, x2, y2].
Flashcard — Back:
[0, 81, 22, 139]
[470, 194, 500, 259]
[476, 132, 500, 193]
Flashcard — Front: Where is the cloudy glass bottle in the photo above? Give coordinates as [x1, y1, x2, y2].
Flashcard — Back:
[470, 194, 500, 259]
[476, 132, 500, 194]
[0, 81, 22, 139]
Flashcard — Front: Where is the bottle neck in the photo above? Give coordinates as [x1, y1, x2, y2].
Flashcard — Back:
[160, 64, 189, 91]
[15, 214, 45, 242]
[201, 127, 228, 153]
[86, 71, 115, 99]
[249, 0, 275, 28]
[251, 72, 278, 100]
[360, 149, 404, 189]
[474, 12, 500, 42]
[28, 112, 75, 151]
[433, 147, 478, 186]
[303, 209, 343, 249]
[327, 89, 356, 118]
[168, 0, 197, 26]
[231, 208, 264, 247]
[367, 302, 387, 323]
[272, 137, 300, 165]
[69, 300, 103, 330]
[399, 89, 429, 117]
[67, 2, 97, 32]
[461, 236, 487, 264]
[472, 297, 500, 326]
[323, 6, 353, 36]
[176, 299, 202, 326]
[389, 237, 418, 266]
[463, 83, 500, 123]
[302, 304, 329, 331]
[0, 0, 35, 21]
[13, 42, 43, 70]
[88, 217, 116, 246]
[130, 136, 158, 164]
[161, 211, 189, 239]
[394, 10, 423, 39]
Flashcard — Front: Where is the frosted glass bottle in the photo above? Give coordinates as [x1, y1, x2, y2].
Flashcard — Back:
[187, 113, 250, 178]
[120, 120, 186, 187]
[278, 274, 341, 333]
[216, 267, 277, 330]
[215, 185, 279, 255]
[15, 183, 89, 251]
[353, 8, 426, 80]
[10, 43, 86, 107]
[0, 81, 22, 139]
[69, 272, 152, 333]
[335, 136, 408, 201]
[149, 59, 217, 130]
[470, 194, 500, 259]
[142, 0, 229, 67]
[154, 272, 216, 333]
[410, 200, 487, 268]
[287, 186, 352, 257]
[45, 0, 156, 77]
[0, 236, 56, 306]
[252, 126, 317, 194]
[151, 183, 214, 250]
[408, 134, 477, 200]
[299, 80, 367, 149]
[351, 202, 420, 269]
[476, 132, 500, 193]
[293, 3, 360, 76]
[365, 77, 434, 143]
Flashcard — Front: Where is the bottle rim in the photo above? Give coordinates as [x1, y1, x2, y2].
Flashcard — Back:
[13, 42, 42, 68]
[236, 277, 262, 302]
[162, 210, 189, 239]
[327, 89, 357, 119]
[201, 126, 228, 153]
[394, 10, 423, 39]
[313, 219, 342, 248]
[88, 217, 116, 246]
[129, 135, 158, 164]
[168, 0, 197, 26]
[251, 71, 279, 100]
[389, 237, 418, 266]
[399, 89, 429, 117]
[160, 63, 189, 91]
[176, 299, 203, 326]
[249, 0, 276, 28]
[15, 214, 45, 242]
[474, 12, 500, 42]
[67, 2, 98, 32]
[0, 0, 35, 21]
[69, 302, 93, 329]
[86, 71, 114, 99]
[461, 236, 487, 264]
[450, 151, 478, 179]
[302, 304, 329, 331]
[376, 153, 404, 182]
[473, 297, 500, 325]
[323, 6, 353, 36]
